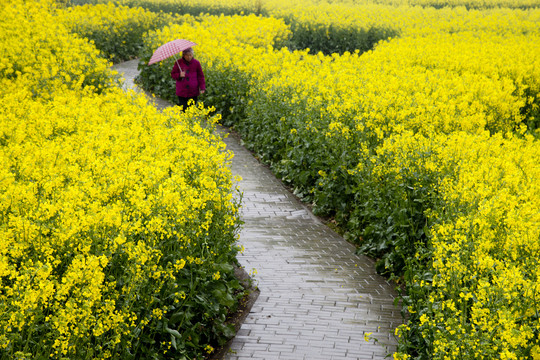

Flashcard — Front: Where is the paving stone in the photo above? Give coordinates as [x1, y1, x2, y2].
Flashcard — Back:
[113, 60, 404, 360]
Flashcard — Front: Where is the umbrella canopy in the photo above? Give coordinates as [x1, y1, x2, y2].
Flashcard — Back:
[148, 39, 197, 65]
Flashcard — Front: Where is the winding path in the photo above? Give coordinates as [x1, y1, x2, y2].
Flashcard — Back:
[113, 60, 402, 360]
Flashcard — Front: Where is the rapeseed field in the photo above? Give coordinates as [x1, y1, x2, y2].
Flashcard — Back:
[3, 0, 539, 358]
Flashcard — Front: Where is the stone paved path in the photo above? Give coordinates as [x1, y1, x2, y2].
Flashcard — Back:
[113, 60, 402, 360]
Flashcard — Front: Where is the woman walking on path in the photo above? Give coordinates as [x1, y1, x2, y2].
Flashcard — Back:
[171, 47, 206, 110]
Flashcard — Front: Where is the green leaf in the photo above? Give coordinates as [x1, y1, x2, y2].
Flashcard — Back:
[212, 289, 236, 307]
[215, 263, 234, 273]
[168, 311, 184, 325]
[215, 322, 236, 343]
[165, 327, 182, 339]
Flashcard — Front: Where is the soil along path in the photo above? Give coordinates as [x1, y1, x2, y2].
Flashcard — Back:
[113, 60, 402, 360]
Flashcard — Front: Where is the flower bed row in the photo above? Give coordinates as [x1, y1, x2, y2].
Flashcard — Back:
[136, 13, 291, 124]
[58, 2, 174, 63]
[70, 0, 540, 55]
[0, 1, 243, 359]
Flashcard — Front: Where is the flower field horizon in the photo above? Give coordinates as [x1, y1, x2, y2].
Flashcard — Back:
[2, 0, 540, 359]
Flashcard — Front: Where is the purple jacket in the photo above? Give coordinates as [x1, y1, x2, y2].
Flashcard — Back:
[171, 58, 206, 98]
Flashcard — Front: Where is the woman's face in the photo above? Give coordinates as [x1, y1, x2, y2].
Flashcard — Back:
[183, 52, 193, 62]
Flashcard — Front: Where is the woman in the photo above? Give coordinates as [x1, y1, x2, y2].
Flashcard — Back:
[171, 48, 206, 110]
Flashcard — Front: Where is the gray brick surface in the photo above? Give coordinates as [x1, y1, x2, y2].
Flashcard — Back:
[114, 60, 403, 360]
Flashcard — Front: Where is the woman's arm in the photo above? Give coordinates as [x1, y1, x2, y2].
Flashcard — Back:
[171, 60, 185, 80]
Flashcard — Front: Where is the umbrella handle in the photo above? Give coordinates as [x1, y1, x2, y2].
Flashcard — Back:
[173, 53, 184, 80]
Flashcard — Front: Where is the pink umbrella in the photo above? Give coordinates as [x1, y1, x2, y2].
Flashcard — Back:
[148, 39, 197, 65]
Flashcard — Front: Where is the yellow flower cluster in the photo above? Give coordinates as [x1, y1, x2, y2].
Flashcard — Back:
[1, 0, 240, 358]
[429, 133, 540, 356]
[375, 0, 540, 9]
[0, 0, 115, 100]
[268, 1, 540, 53]
[355, 31, 540, 136]
[382, 130, 540, 359]
[146, 12, 291, 52]
[57, 2, 174, 63]
[110, 0, 264, 16]
[103, 0, 540, 54]
[205, 26, 538, 140]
